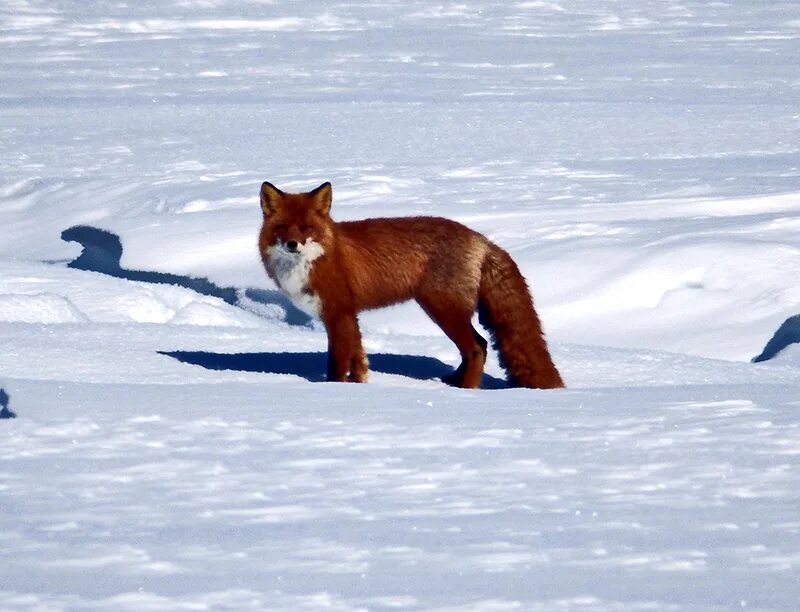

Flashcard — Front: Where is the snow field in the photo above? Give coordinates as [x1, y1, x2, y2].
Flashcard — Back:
[2, 381, 800, 610]
[2, 0, 800, 609]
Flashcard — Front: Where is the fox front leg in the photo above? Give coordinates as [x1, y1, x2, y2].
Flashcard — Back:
[324, 312, 368, 383]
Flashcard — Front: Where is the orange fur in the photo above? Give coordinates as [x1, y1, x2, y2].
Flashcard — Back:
[258, 181, 564, 389]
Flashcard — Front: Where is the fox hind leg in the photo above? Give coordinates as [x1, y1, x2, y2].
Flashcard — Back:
[417, 298, 487, 389]
[441, 327, 487, 388]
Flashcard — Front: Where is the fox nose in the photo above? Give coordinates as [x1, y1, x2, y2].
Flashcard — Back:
[285, 240, 299, 252]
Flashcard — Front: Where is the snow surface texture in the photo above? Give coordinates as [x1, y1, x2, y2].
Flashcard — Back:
[1, 1, 799, 610]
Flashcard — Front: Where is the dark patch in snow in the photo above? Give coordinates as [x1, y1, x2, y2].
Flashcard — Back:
[752, 314, 800, 363]
[60, 225, 312, 326]
[0, 388, 16, 419]
[159, 350, 507, 389]
[62, 225, 239, 302]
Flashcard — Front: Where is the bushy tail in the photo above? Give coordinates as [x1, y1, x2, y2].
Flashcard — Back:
[478, 244, 564, 389]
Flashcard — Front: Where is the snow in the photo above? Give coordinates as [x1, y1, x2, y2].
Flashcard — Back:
[1, 1, 800, 609]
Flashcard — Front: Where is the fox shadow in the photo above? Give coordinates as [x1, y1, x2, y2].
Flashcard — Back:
[60, 225, 312, 326]
[159, 350, 508, 389]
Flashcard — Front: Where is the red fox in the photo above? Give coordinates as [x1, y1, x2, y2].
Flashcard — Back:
[258, 181, 564, 389]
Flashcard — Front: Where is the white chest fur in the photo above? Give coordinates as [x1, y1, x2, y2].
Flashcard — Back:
[266, 241, 324, 317]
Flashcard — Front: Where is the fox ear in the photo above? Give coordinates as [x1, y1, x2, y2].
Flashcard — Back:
[310, 182, 332, 216]
[260, 181, 283, 216]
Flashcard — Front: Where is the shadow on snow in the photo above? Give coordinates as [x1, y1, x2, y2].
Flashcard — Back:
[752, 314, 800, 363]
[60, 225, 312, 326]
[159, 350, 508, 389]
[0, 388, 15, 419]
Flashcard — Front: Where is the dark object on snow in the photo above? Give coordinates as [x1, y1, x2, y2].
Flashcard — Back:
[0, 388, 16, 419]
[752, 314, 800, 363]
[61, 225, 239, 305]
[160, 350, 507, 389]
[60, 225, 312, 326]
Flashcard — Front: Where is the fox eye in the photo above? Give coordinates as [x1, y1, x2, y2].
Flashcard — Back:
[274, 224, 288, 231]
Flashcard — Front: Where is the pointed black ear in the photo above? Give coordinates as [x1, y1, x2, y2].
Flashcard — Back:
[260, 181, 283, 216]
[310, 182, 332, 216]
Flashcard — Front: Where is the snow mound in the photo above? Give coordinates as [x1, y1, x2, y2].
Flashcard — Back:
[170, 300, 262, 327]
[0, 292, 87, 324]
[0, 261, 265, 328]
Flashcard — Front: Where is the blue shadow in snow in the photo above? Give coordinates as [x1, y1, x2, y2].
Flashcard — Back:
[0, 388, 15, 419]
[159, 350, 508, 389]
[60, 225, 312, 326]
[752, 314, 800, 363]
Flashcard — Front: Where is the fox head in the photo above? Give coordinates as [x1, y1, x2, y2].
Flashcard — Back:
[258, 181, 334, 260]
